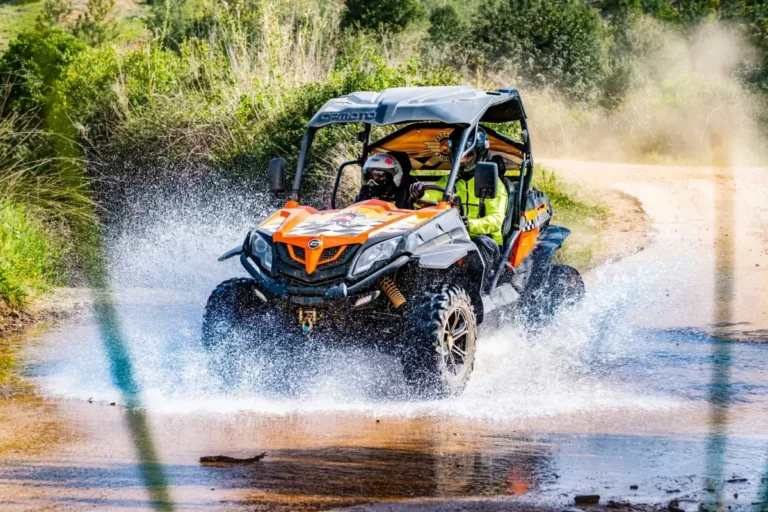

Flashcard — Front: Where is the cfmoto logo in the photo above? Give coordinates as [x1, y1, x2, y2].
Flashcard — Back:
[319, 111, 375, 122]
[308, 239, 322, 249]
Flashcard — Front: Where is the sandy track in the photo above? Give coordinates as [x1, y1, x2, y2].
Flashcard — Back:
[543, 159, 768, 335]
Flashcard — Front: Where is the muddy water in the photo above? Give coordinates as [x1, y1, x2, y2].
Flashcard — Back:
[2, 163, 768, 511]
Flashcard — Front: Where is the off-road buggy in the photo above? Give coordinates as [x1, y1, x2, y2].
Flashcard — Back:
[203, 86, 584, 397]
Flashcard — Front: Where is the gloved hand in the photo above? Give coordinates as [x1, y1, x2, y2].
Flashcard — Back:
[409, 181, 426, 200]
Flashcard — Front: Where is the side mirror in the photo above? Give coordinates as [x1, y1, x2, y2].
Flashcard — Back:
[268, 157, 286, 193]
[474, 161, 498, 199]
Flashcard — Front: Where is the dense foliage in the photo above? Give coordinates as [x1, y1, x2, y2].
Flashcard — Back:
[2, 0, 768, 305]
[342, 0, 426, 33]
[469, 0, 608, 99]
[0, 28, 85, 118]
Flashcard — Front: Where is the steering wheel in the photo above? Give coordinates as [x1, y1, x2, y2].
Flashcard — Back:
[412, 185, 447, 208]
[411, 185, 464, 220]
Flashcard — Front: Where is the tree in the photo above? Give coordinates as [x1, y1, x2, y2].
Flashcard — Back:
[469, 0, 608, 100]
[429, 5, 467, 49]
[341, 0, 426, 33]
[36, 0, 73, 28]
[74, 0, 118, 46]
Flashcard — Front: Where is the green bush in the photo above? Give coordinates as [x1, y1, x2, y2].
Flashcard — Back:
[0, 202, 62, 307]
[52, 43, 195, 138]
[469, 0, 609, 100]
[0, 27, 86, 120]
[428, 5, 466, 49]
[146, 0, 264, 50]
[341, 0, 425, 33]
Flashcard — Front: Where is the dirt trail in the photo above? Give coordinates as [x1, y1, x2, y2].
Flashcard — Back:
[1, 160, 767, 511]
[544, 159, 768, 335]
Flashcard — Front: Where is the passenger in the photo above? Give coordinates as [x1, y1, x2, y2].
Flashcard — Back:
[409, 126, 508, 281]
[355, 152, 413, 208]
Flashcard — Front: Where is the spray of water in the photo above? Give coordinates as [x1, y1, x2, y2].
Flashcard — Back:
[28, 187, 692, 421]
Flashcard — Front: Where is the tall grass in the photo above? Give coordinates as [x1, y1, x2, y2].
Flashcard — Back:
[62, 0, 456, 211]
[0, 80, 94, 220]
[0, 89, 93, 307]
[0, 202, 62, 306]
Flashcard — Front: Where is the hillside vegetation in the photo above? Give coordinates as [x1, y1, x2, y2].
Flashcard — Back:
[1, 0, 767, 308]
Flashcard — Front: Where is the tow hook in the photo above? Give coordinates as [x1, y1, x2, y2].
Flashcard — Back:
[298, 308, 317, 338]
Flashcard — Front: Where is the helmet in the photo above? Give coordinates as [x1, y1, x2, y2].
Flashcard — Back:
[448, 126, 490, 172]
[361, 153, 403, 200]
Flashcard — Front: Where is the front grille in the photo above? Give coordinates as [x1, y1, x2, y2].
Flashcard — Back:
[276, 243, 299, 268]
[320, 246, 342, 262]
[276, 243, 358, 270]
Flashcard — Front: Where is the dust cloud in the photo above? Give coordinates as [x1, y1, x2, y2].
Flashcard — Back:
[505, 19, 767, 166]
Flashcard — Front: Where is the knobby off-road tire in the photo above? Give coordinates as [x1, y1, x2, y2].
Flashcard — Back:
[203, 278, 303, 389]
[400, 284, 478, 399]
[201, 278, 266, 351]
[521, 263, 585, 322]
[542, 264, 585, 316]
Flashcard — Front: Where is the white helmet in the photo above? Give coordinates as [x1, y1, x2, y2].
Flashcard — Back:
[362, 153, 403, 187]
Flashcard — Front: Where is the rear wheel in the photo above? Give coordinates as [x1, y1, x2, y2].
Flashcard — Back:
[520, 263, 585, 322]
[546, 264, 585, 313]
[400, 284, 478, 399]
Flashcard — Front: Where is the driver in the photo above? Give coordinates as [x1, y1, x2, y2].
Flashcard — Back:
[409, 126, 508, 278]
[355, 153, 410, 207]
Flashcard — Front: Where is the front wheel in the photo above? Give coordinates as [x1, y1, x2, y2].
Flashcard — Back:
[201, 278, 265, 351]
[400, 284, 478, 399]
[201, 278, 289, 386]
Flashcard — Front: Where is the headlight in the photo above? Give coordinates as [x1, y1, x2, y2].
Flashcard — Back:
[250, 233, 272, 271]
[352, 237, 401, 276]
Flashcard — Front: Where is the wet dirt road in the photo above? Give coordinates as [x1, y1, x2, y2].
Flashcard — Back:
[1, 161, 768, 511]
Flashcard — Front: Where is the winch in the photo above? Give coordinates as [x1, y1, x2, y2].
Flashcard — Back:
[298, 308, 317, 338]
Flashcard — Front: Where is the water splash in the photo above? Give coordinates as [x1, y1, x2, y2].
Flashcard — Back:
[30, 201, 690, 422]
[28, 188, 736, 421]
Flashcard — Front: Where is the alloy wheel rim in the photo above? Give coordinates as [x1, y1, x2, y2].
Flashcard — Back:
[441, 309, 469, 376]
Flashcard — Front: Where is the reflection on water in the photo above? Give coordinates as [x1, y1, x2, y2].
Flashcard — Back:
[8, 398, 767, 511]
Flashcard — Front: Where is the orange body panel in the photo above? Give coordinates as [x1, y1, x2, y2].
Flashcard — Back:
[508, 202, 550, 267]
[510, 227, 539, 268]
[259, 200, 443, 275]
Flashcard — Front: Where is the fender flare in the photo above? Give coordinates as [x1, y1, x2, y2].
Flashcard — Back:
[533, 225, 570, 261]
[415, 239, 477, 269]
[524, 225, 571, 290]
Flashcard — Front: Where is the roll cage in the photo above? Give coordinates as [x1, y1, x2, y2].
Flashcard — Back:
[289, 87, 534, 225]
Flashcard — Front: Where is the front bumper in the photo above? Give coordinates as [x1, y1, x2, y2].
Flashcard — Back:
[240, 252, 409, 304]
